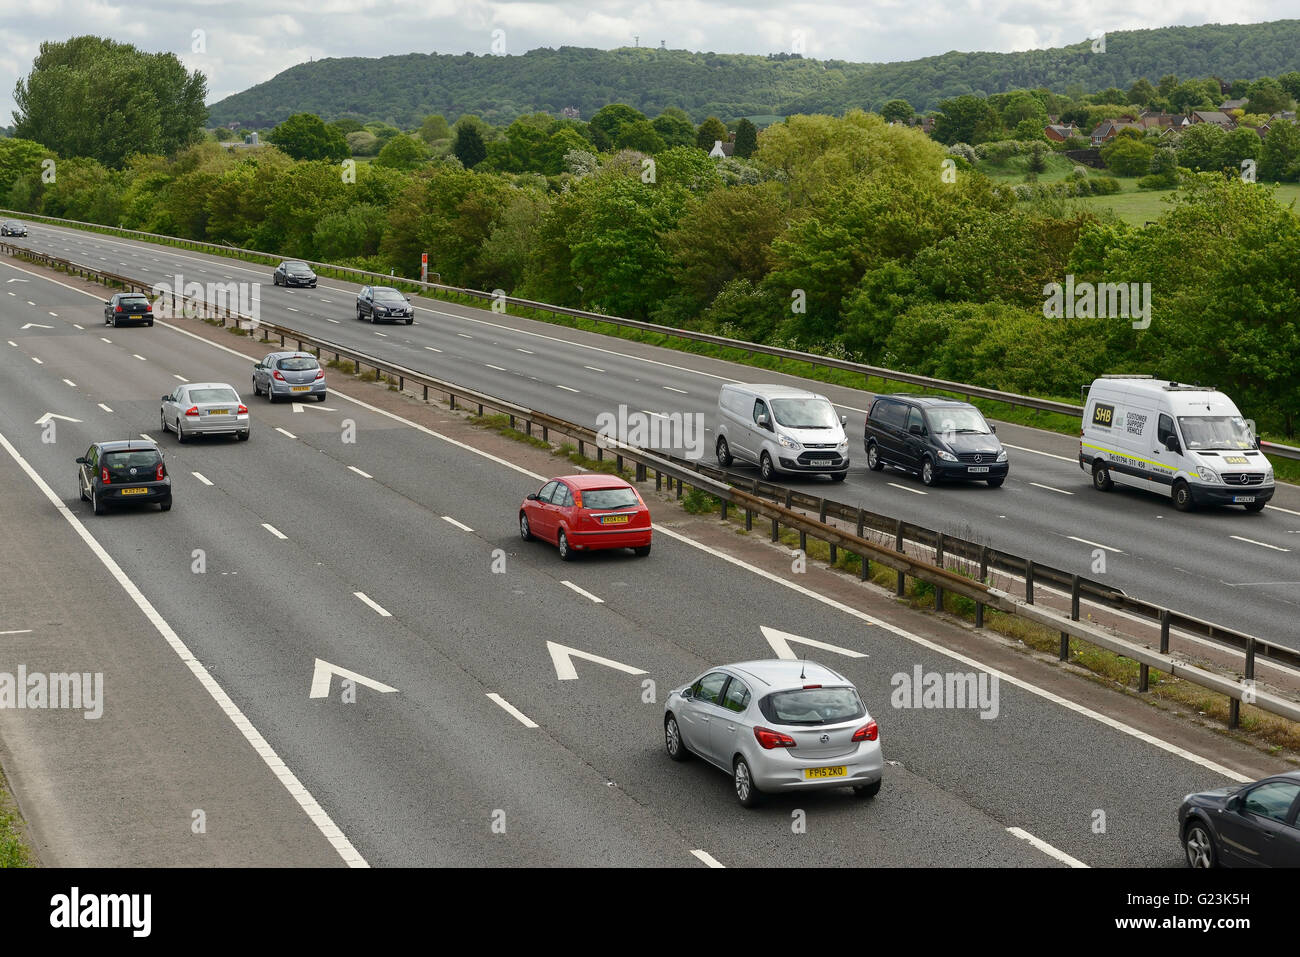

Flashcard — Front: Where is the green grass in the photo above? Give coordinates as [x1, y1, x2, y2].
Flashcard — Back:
[0, 770, 34, 867]
[1048, 179, 1300, 226]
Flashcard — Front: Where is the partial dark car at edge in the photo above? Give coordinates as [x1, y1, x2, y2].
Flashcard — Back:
[864, 394, 1008, 488]
[1179, 771, 1300, 867]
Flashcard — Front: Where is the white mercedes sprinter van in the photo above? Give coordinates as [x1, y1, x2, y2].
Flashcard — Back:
[1079, 375, 1273, 512]
[715, 383, 849, 481]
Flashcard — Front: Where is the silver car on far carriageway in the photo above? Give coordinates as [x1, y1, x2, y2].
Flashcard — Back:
[664, 659, 883, 807]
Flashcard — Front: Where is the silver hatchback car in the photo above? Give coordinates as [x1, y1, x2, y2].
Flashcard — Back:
[664, 659, 883, 807]
[160, 382, 250, 442]
[252, 351, 327, 402]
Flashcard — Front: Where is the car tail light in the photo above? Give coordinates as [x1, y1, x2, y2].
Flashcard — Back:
[273, 370, 285, 380]
[852, 720, 879, 743]
[115, 305, 123, 312]
[754, 727, 796, 750]
[572, 491, 582, 508]
[155, 463, 165, 480]
[145, 304, 152, 313]
[101, 466, 110, 484]
[314, 370, 324, 380]
[184, 405, 199, 417]
[237, 404, 248, 414]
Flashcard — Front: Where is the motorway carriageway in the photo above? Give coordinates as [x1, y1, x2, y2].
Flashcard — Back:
[7, 224, 1300, 652]
[0, 256, 1284, 867]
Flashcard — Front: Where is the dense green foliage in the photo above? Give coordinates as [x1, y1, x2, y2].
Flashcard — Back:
[205, 21, 1300, 128]
[13, 36, 207, 167]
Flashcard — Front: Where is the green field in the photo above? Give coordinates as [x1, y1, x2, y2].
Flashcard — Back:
[1070, 180, 1300, 224]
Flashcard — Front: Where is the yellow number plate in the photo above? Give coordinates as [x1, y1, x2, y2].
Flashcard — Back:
[600, 514, 630, 524]
[119, 487, 148, 495]
[804, 766, 847, 779]
[209, 409, 229, 415]
[1223, 456, 1248, 464]
[291, 386, 310, 392]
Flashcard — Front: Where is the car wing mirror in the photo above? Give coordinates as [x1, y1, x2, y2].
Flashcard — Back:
[756, 413, 770, 428]
[680, 687, 694, 700]
[1165, 436, 1180, 453]
[161, 394, 171, 401]
[840, 415, 847, 426]
[526, 493, 539, 501]
[990, 424, 997, 433]
[75, 456, 87, 464]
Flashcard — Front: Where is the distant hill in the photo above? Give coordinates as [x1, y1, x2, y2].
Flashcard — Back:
[206, 20, 1300, 129]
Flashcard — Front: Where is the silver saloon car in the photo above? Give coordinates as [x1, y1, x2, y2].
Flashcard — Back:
[664, 659, 883, 807]
[160, 382, 250, 442]
[252, 351, 327, 402]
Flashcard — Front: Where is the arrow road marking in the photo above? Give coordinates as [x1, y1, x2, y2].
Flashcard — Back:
[760, 626, 868, 660]
[291, 402, 337, 412]
[5, 278, 29, 283]
[309, 658, 398, 699]
[19, 322, 52, 330]
[34, 413, 82, 426]
[546, 641, 647, 681]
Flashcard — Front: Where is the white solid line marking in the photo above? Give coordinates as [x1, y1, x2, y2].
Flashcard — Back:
[0, 427, 368, 867]
[887, 482, 926, 495]
[663, 385, 688, 394]
[97, 403, 112, 413]
[1265, 503, 1300, 516]
[457, 333, 473, 339]
[132, 353, 146, 361]
[1000, 443, 1078, 463]
[486, 693, 538, 728]
[584, 365, 605, 373]
[31, 357, 42, 364]
[424, 346, 442, 352]
[353, 592, 391, 617]
[691, 849, 725, 868]
[516, 348, 533, 354]
[100, 337, 111, 343]
[0, 630, 34, 636]
[485, 364, 506, 371]
[1006, 827, 1089, 868]
[441, 515, 474, 532]
[173, 374, 188, 381]
[1067, 536, 1122, 553]
[1229, 535, 1289, 552]
[192, 471, 213, 486]
[374, 331, 387, 337]
[1031, 481, 1073, 495]
[561, 580, 604, 604]
[274, 427, 297, 439]
[325, 318, 340, 324]
[62, 378, 75, 387]
[348, 465, 373, 479]
[556, 384, 580, 392]
[261, 522, 287, 539]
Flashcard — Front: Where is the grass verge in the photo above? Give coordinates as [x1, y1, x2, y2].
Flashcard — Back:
[0, 768, 35, 867]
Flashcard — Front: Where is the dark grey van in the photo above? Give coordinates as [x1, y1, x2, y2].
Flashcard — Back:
[864, 395, 1008, 487]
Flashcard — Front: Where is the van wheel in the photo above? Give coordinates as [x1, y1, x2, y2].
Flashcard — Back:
[867, 442, 883, 471]
[830, 471, 846, 482]
[920, 457, 937, 487]
[1244, 500, 1266, 513]
[1092, 462, 1113, 491]
[1172, 480, 1194, 511]
[987, 476, 1005, 488]
[759, 452, 775, 481]
[716, 436, 732, 467]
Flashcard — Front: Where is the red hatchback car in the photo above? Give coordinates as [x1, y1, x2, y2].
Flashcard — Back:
[520, 475, 652, 560]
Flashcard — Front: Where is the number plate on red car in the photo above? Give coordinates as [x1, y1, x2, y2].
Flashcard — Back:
[600, 514, 631, 524]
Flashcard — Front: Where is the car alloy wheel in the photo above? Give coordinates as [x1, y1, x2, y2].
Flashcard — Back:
[716, 436, 732, 467]
[733, 757, 760, 807]
[160, 410, 167, 432]
[760, 452, 774, 481]
[176, 420, 186, 443]
[665, 716, 688, 761]
[519, 512, 532, 541]
[91, 487, 104, 515]
[921, 458, 936, 486]
[558, 530, 574, 561]
[1184, 824, 1215, 868]
[867, 443, 882, 470]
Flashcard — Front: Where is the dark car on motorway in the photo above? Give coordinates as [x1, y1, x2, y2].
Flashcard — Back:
[0, 219, 27, 237]
[1179, 771, 1300, 867]
[76, 440, 172, 515]
[104, 292, 154, 327]
[864, 394, 1008, 488]
[356, 286, 413, 324]
[252, 351, 327, 402]
[272, 260, 317, 287]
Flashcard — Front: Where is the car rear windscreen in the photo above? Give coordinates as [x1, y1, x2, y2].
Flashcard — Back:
[582, 488, 638, 509]
[759, 687, 865, 726]
[190, 388, 240, 403]
[277, 357, 319, 371]
[120, 294, 149, 303]
[104, 450, 161, 470]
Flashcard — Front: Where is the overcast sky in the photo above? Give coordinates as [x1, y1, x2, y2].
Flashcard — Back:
[1, 2, 1293, 125]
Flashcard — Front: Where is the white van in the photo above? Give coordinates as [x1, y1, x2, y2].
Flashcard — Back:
[715, 383, 849, 481]
[1079, 375, 1273, 512]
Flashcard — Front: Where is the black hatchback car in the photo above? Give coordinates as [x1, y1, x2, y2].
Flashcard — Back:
[104, 292, 155, 327]
[273, 260, 317, 287]
[76, 441, 172, 514]
[0, 219, 27, 237]
[1179, 771, 1300, 867]
[356, 286, 413, 323]
[864, 395, 1008, 487]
